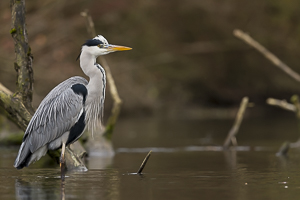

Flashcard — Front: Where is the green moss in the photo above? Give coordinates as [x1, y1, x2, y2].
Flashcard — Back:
[291, 95, 299, 103]
[10, 28, 17, 34]
[103, 124, 114, 140]
[27, 47, 31, 56]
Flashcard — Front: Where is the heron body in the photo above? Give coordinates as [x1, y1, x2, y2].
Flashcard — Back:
[14, 35, 131, 169]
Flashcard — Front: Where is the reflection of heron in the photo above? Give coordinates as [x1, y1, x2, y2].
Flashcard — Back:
[14, 35, 131, 171]
[15, 178, 60, 200]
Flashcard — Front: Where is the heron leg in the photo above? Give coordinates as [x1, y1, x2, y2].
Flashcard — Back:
[60, 142, 66, 180]
[60, 142, 66, 165]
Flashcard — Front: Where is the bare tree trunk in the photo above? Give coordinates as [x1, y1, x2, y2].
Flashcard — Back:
[10, 0, 34, 114]
[0, 0, 86, 171]
[0, 0, 34, 130]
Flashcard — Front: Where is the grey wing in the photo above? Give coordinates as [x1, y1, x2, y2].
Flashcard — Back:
[24, 76, 88, 152]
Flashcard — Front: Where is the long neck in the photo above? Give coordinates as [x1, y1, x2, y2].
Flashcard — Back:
[79, 49, 106, 134]
[80, 50, 106, 99]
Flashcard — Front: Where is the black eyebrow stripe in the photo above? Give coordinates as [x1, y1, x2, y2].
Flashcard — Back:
[83, 39, 103, 46]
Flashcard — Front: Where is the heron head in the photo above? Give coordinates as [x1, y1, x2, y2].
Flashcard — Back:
[80, 35, 132, 57]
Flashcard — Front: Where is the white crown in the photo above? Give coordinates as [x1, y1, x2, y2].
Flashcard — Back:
[93, 35, 108, 45]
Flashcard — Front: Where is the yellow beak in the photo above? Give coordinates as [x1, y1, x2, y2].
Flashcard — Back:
[108, 45, 132, 51]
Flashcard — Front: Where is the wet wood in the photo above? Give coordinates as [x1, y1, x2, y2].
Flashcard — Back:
[223, 97, 249, 148]
[137, 150, 152, 174]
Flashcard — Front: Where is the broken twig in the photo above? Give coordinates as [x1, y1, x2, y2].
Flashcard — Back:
[137, 150, 152, 174]
[267, 96, 300, 154]
[266, 98, 296, 112]
[233, 29, 300, 82]
[223, 97, 249, 148]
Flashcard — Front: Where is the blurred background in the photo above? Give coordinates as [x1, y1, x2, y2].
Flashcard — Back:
[1, 0, 300, 120]
[2, 2, 300, 199]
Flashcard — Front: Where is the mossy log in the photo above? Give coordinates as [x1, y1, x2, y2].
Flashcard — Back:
[0, 0, 86, 171]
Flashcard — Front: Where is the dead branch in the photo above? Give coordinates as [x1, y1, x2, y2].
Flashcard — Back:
[0, 0, 34, 129]
[266, 98, 296, 112]
[0, 91, 31, 130]
[268, 96, 300, 153]
[81, 10, 123, 139]
[223, 97, 249, 148]
[290, 95, 300, 118]
[0, 0, 86, 171]
[137, 150, 152, 174]
[233, 29, 300, 82]
[10, 0, 34, 113]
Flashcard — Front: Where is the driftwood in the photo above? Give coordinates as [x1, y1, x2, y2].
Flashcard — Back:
[0, 0, 86, 171]
[223, 97, 249, 148]
[233, 29, 300, 154]
[137, 150, 152, 174]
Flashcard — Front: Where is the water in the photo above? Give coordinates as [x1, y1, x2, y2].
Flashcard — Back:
[1, 117, 300, 200]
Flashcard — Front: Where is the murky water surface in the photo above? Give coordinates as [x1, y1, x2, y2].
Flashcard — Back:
[1, 117, 300, 200]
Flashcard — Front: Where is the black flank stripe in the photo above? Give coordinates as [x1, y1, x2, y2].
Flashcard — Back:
[71, 84, 87, 104]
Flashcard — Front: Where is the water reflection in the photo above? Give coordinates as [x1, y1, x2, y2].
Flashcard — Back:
[87, 155, 113, 169]
[15, 177, 60, 200]
[3, 117, 300, 200]
[14, 168, 121, 200]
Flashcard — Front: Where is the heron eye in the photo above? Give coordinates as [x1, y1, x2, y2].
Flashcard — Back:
[97, 44, 104, 48]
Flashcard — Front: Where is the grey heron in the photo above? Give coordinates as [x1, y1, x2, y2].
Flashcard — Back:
[14, 35, 131, 170]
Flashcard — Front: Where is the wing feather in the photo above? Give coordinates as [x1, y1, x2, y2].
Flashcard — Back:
[24, 76, 88, 153]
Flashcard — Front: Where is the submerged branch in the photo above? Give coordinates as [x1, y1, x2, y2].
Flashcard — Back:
[268, 96, 300, 154]
[137, 150, 152, 174]
[223, 97, 249, 148]
[233, 29, 300, 82]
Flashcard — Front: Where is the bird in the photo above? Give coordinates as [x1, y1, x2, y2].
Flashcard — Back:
[14, 35, 132, 170]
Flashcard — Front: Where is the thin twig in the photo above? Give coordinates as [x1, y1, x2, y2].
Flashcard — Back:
[137, 150, 152, 174]
[223, 97, 249, 148]
[81, 10, 122, 138]
[266, 98, 296, 112]
[233, 29, 300, 82]
[268, 96, 300, 155]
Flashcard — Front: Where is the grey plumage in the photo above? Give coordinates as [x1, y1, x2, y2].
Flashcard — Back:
[14, 35, 131, 170]
[14, 77, 88, 169]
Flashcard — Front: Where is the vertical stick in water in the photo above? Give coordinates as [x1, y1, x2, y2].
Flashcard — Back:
[137, 150, 152, 174]
[223, 97, 249, 148]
